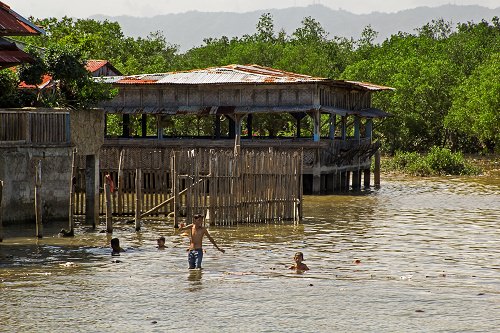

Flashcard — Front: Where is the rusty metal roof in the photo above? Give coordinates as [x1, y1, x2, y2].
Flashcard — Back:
[343, 80, 395, 91]
[103, 64, 328, 85]
[102, 64, 393, 91]
[0, 36, 32, 69]
[0, 1, 45, 36]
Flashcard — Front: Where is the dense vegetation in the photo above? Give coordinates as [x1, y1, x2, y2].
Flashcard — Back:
[383, 147, 481, 176]
[1, 14, 499, 159]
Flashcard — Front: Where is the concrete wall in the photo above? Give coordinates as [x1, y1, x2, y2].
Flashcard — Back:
[70, 108, 104, 155]
[0, 146, 72, 224]
[0, 108, 104, 225]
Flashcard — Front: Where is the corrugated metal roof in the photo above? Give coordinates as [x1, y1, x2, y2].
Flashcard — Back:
[0, 1, 45, 36]
[0, 36, 32, 68]
[102, 64, 393, 91]
[106, 64, 329, 85]
[343, 80, 395, 91]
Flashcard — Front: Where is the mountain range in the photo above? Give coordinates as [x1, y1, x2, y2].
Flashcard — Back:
[91, 4, 500, 51]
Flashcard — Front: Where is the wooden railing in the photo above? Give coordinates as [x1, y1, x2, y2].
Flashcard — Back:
[0, 110, 70, 145]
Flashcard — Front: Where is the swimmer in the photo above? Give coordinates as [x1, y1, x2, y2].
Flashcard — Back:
[289, 251, 309, 271]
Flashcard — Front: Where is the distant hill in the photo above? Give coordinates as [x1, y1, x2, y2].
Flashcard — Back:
[91, 4, 500, 51]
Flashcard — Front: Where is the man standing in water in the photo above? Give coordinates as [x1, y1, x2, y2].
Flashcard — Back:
[177, 213, 225, 269]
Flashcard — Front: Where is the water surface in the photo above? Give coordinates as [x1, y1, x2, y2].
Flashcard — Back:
[1, 175, 499, 332]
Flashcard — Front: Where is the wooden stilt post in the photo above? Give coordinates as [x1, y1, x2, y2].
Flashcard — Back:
[104, 182, 113, 233]
[35, 160, 43, 238]
[0, 180, 4, 242]
[374, 150, 381, 188]
[363, 169, 371, 188]
[117, 149, 124, 215]
[352, 170, 361, 190]
[134, 168, 142, 231]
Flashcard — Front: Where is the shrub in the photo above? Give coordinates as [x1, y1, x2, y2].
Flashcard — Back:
[383, 146, 481, 176]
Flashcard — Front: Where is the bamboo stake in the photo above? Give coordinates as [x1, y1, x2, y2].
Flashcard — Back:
[104, 182, 113, 233]
[66, 149, 76, 237]
[35, 160, 43, 238]
[173, 152, 179, 228]
[117, 149, 124, 215]
[134, 168, 142, 231]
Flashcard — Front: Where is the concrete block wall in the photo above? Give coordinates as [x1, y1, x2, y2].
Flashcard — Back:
[0, 146, 72, 224]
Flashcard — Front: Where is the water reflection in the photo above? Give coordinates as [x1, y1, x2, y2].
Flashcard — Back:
[187, 269, 203, 292]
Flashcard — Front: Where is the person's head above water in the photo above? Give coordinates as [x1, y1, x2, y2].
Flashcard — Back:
[157, 236, 166, 248]
[294, 252, 305, 262]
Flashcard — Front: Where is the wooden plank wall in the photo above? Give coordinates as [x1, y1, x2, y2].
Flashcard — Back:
[0, 111, 69, 144]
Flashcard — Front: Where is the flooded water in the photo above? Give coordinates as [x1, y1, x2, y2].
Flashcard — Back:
[1, 174, 499, 332]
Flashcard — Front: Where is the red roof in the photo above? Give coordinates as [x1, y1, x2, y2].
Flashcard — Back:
[86, 59, 109, 73]
[85, 59, 122, 76]
[0, 36, 32, 69]
[18, 74, 53, 89]
[0, 1, 45, 36]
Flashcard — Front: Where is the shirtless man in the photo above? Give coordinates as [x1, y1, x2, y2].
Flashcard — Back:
[177, 213, 225, 269]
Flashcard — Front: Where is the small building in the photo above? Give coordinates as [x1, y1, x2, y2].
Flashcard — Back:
[86, 59, 122, 77]
[99, 64, 393, 195]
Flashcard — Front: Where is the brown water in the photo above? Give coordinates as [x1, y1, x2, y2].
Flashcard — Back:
[1, 174, 499, 332]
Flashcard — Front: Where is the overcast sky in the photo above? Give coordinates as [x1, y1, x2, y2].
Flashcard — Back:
[6, 0, 500, 18]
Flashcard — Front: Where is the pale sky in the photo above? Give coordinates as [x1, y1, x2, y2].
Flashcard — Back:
[6, 0, 500, 18]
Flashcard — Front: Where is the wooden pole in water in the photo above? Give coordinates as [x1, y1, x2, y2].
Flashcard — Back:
[173, 152, 179, 228]
[35, 160, 43, 238]
[0, 180, 4, 242]
[68, 149, 77, 236]
[117, 149, 124, 215]
[374, 150, 381, 188]
[134, 168, 142, 231]
[104, 182, 113, 233]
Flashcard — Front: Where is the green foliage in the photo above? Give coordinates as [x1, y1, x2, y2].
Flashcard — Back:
[385, 146, 481, 176]
[7, 13, 500, 154]
[342, 18, 500, 153]
[0, 69, 21, 107]
[445, 52, 500, 152]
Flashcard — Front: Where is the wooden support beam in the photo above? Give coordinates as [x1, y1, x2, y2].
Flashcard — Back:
[363, 169, 371, 188]
[366, 119, 373, 142]
[0, 180, 3, 242]
[329, 114, 336, 140]
[374, 150, 381, 188]
[68, 149, 77, 236]
[35, 160, 43, 238]
[352, 170, 361, 190]
[354, 116, 360, 141]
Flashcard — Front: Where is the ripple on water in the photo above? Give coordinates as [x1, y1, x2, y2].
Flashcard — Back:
[1, 176, 500, 332]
